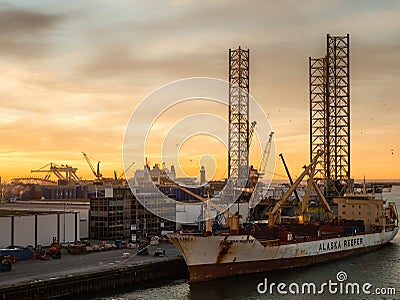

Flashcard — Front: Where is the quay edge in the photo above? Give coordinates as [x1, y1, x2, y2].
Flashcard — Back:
[0, 257, 188, 300]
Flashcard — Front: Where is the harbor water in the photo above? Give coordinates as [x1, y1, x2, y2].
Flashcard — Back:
[97, 186, 400, 300]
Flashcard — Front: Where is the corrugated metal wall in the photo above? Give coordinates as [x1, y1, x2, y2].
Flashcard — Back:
[0, 212, 80, 248]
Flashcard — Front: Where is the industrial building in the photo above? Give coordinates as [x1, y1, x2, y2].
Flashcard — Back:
[89, 186, 175, 241]
[0, 211, 80, 248]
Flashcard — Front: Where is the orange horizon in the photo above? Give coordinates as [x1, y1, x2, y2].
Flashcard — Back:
[0, 2, 399, 183]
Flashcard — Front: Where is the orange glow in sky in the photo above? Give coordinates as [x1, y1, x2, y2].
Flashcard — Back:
[0, 1, 399, 182]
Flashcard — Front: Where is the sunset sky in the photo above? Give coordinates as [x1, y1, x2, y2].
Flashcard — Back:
[0, 0, 399, 182]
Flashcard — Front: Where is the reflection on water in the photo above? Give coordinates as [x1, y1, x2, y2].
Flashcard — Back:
[97, 187, 400, 300]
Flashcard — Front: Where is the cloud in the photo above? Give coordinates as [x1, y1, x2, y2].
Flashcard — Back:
[0, 5, 66, 59]
[78, 45, 224, 82]
[1, 0, 400, 180]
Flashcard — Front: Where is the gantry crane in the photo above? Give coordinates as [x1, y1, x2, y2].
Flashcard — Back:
[82, 152, 102, 181]
[31, 162, 80, 184]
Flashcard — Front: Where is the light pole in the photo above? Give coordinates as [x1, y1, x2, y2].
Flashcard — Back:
[63, 202, 66, 242]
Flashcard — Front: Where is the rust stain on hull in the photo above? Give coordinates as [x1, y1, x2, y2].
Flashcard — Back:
[216, 239, 232, 264]
[189, 243, 386, 283]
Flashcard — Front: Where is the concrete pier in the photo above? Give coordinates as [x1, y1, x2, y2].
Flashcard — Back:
[0, 244, 188, 299]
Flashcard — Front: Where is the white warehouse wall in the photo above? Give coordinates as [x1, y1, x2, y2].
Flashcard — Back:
[0, 217, 11, 248]
[14, 215, 35, 246]
[0, 212, 80, 248]
[37, 214, 58, 245]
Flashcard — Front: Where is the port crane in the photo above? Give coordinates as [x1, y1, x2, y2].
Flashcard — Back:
[31, 163, 80, 184]
[82, 152, 102, 181]
[258, 131, 274, 177]
[118, 162, 135, 180]
[248, 121, 257, 147]
[248, 131, 274, 208]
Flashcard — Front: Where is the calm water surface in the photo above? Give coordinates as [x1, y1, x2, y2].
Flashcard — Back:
[96, 186, 400, 300]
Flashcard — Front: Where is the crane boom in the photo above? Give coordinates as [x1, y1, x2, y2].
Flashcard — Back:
[82, 152, 102, 180]
[162, 177, 241, 233]
[163, 177, 234, 217]
[118, 162, 135, 179]
[279, 153, 301, 203]
[248, 121, 257, 147]
[258, 131, 274, 173]
[249, 132, 274, 208]
[267, 150, 330, 226]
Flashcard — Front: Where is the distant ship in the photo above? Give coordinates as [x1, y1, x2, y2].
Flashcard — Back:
[169, 152, 399, 282]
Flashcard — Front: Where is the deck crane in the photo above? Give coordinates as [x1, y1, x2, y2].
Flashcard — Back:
[82, 152, 102, 180]
[279, 153, 301, 204]
[266, 150, 333, 227]
[163, 177, 239, 234]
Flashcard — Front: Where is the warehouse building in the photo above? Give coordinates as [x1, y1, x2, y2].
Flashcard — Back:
[89, 187, 175, 241]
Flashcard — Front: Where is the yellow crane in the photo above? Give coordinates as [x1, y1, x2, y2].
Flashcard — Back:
[266, 150, 332, 226]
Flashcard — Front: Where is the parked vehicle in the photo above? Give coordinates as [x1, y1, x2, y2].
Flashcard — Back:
[0, 259, 12, 272]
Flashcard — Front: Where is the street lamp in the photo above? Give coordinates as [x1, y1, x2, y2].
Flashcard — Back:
[63, 202, 66, 242]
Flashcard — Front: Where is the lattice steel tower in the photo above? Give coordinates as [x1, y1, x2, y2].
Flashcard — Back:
[310, 34, 350, 183]
[326, 34, 350, 181]
[309, 57, 327, 179]
[228, 46, 250, 180]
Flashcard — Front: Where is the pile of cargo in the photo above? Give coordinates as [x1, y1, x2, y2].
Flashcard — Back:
[67, 240, 101, 255]
[67, 240, 133, 254]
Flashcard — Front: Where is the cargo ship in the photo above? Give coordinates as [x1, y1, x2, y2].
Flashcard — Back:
[169, 152, 399, 282]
